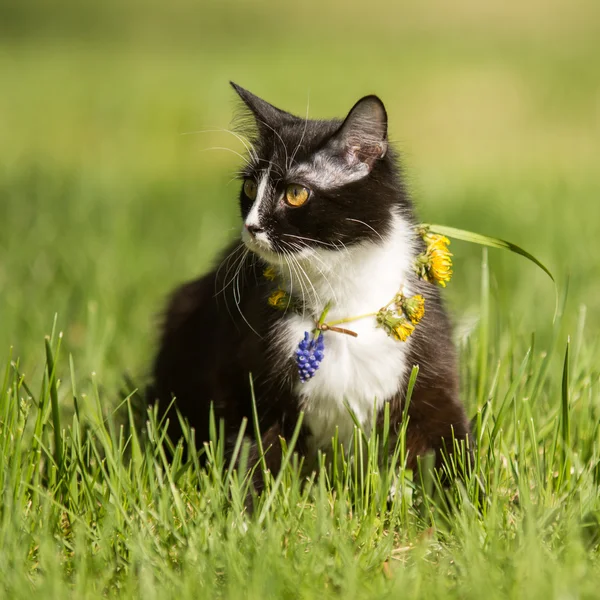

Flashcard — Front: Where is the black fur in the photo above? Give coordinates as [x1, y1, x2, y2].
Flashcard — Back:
[148, 83, 470, 482]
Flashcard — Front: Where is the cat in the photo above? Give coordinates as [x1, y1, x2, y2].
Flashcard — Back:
[148, 82, 471, 484]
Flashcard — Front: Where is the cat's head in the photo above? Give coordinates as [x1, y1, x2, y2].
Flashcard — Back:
[231, 83, 409, 264]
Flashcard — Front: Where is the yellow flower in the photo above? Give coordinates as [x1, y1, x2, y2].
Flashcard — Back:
[392, 319, 415, 342]
[376, 310, 415, 342]
[429, 246, 452, 287]
[267, 288, 291, 310]
[263, 266, 277, 281]
[415, 233, 453, 287]
[424, 233, 450, 248]
[402, 294, 425, 324]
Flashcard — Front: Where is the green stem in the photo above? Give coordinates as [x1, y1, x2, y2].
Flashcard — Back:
[326, 311, 379, 327]
[314, 302, 332, 338]
[318, 302, 332, 326]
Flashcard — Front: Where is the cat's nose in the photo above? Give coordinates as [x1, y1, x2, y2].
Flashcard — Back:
[245, 224, 264, 237]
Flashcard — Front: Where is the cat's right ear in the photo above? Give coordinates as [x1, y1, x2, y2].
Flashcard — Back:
[230, 82, 288, 131]
[327, 95, 388, 171]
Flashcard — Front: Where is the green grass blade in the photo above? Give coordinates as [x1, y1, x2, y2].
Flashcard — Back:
[489, 349, 531, 444]
[403, 365, 419, 423]
[561, 337, 571, 481]
[44, 335, 64, 482]
[249, 372, 268, 486]
[424, 223, 558, 318]
[423, 223, 555, 283]
[258, 411, 304, 524]
[477, 247, 490, 408]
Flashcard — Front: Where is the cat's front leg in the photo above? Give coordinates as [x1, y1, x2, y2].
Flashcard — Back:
[380, 387, 471, 476]
[241, 417, 308, 492]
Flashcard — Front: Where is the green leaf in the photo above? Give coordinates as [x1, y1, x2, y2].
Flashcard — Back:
[477, 248, 490, 408]
[44, 335, 64, 483]
[560, 336, 571, 483]
[423, 223, 558, 318]
[423, 223, 554, 282]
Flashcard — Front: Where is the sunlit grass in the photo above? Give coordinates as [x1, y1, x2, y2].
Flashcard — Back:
[1, 271, 599, 598]
[1, 1, 600, 596]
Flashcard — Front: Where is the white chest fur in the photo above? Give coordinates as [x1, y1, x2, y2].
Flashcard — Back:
[282, 312, 411, 452]
[271, 214, 417, 454]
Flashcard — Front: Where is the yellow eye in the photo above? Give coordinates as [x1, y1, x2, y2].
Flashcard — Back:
[243, 179, 258, 200]
[285, 184, 310, 207]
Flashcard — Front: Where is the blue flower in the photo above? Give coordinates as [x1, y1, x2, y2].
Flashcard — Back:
[295, 332, 325, 383]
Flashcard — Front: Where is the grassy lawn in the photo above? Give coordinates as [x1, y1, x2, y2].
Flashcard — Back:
[1, 1, 599, 597]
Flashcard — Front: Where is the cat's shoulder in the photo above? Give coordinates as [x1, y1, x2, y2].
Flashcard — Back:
[160, 272, 216, 336]
[159, 240, 265, 337]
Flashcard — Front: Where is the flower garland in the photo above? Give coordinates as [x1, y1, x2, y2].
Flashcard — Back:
[266, 227, 453, 382]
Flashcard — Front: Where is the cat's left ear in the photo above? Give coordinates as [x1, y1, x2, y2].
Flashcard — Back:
[230, 82, 289, 130]
[327, 95, 388, 171]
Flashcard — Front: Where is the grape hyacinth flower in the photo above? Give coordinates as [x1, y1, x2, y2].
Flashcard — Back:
[295, 332, 325, 383]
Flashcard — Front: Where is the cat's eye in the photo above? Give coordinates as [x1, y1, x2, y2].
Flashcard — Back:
[243, 179, 258, 200]
[285, 184, 310, 207]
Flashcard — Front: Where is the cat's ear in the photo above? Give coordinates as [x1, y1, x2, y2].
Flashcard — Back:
[230, 82, 289, 130]
[327, 95, 388, 171]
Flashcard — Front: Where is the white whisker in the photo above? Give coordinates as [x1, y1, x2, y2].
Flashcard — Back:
[231, 248, 262, 338]
[200, 146, 253, 169]
[182, 128, 260, 167]
[289, 92, 310, 168]
[283, 240, 339, 305]
[282, 233, 340, 250]
[345, 218, 384, 242]
[281, 247, 306, 316]
[279, 240, 323, 309]
[256, 118, 290, 171]
[214, 243, 246, 297]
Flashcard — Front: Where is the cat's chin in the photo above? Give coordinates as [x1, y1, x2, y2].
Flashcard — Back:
[241, 233, 280, 263]
[247, 246, 280, 264]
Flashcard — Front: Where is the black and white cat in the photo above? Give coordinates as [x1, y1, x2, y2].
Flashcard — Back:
[149, 83, 470, 479]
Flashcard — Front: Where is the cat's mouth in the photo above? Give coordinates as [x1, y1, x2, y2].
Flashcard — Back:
[242, 227, 317, 267]
[242, 228, 280, 262]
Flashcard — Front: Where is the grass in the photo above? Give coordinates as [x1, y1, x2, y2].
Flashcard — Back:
[1, 0, 600, 597]
[1, 291, 600, 598]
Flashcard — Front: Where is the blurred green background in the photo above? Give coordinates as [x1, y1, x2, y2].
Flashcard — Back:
[1, 0, 599, 390]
